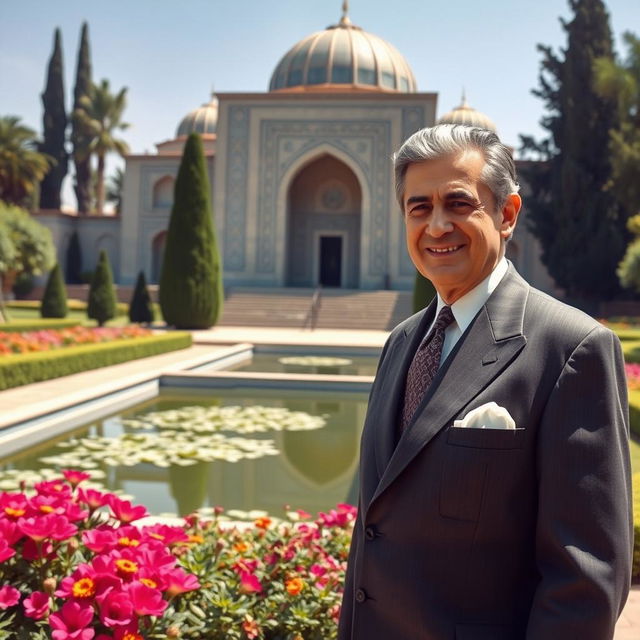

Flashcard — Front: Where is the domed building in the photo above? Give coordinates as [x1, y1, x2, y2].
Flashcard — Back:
[437, 92, 497, 132]
[36, 3, 553, 296]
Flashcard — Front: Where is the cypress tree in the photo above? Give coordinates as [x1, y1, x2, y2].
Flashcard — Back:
[65, 230, 83, 283]
[159, 133, 223, 328]
[129, 270, 154, 324]
[521, 0, 623, 303]
[87, 249, 116, 326]
[413, 271, 436, 313]
[39, 28, 68, 210]
[41, 262, 68, 318]
[71, 22, 93, 215]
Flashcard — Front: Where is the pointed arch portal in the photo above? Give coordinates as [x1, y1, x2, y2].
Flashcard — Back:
[285, 154, 362, 288]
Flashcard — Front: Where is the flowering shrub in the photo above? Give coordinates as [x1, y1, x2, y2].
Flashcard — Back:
[0, 327, 152, 356]
[0, 471, 356, 639]
[626, 363, 640, 390]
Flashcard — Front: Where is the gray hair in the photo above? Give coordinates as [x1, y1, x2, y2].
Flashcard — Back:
[393, 124, 520, 210]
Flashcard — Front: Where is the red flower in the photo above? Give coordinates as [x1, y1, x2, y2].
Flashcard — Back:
[82, 529, 119, 554]
[142, 523, 189, 546]
[107, 496, 148, 524]
[23, 591, 50, 619]
[18, 513, 77, 542]
[238, 572, 262, 594]
[163, 567, 200, 597]
[34, 480, 73, 500]
[77, 488, 109, 511]
[0, 584, 20, 609]
[127, 581, 168, 617]
[49, 600, 95, 640]
[99, 591, 134, 628]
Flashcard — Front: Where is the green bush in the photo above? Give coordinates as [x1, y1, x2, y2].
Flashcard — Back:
[0, 318, 78, 332]
[0, 332, 191, 390]
[11, 272, 34, 298]
[634, 472, 640, 580]
[159, 133, 223, 329]
[87, 250, 116, 326]
[413, 270, 436, 313]
[65, 230, 83, 284]
[41, 262, 68, 318]
[129, 270, 154, 324]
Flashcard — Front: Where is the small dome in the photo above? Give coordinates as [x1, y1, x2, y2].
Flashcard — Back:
[269, 3, 416, 93]
[176, 93, 218, 137]
[438, 93, 497, 132]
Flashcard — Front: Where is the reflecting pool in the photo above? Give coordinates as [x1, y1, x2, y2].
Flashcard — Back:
[0, 387, 367, 517]
[229, 352, 379, 376]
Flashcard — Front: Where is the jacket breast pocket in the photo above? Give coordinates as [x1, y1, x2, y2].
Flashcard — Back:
[439, 428, 525, 522]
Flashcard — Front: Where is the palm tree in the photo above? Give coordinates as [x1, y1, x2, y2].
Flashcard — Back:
[106, 166, 124, 214]
[0, 116, 53, 206]
[74, 79, 129, 214]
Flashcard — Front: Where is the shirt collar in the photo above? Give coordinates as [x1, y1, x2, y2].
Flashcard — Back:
[434, 257, 508, 335]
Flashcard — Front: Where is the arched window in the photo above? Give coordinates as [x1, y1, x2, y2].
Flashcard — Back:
[152, 176, 174, 209]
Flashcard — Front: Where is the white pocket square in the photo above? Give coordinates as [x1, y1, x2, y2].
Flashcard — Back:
[453, 402, 516, 430]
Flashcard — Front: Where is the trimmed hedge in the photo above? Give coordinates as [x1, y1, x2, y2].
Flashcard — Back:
[1, 318, 78, 332]
[634, 472, 640, 580]
[6, 299, 129, 314]
[0, 332, 192, 390]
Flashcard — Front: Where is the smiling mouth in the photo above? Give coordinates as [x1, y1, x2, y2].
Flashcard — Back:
[427, 245, 463, 254]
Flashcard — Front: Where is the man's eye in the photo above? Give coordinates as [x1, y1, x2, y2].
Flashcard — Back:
[407, 204, 431, 217]
[449, 200, 471, 210]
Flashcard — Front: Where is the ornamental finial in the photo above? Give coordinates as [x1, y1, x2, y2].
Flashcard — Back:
[340, 0, 352, 26]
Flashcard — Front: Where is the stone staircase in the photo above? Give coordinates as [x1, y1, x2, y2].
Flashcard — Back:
[217, 288, 413, 331]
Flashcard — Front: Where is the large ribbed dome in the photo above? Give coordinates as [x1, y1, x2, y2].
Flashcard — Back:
[438, 93, 497, 132]
[176, 93, 218, 137]
[269, 3, 416, 93]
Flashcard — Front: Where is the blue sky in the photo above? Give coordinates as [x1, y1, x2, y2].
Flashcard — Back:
[1, 0, 638, 209]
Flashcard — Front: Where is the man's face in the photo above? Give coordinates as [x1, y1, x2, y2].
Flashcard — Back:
[403, 149, 520, 304]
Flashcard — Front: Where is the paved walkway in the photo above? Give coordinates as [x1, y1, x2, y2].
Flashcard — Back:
[0, 326, 637, 635]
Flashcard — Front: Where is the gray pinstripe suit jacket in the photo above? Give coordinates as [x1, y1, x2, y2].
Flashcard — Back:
[338, 265, 632, 640]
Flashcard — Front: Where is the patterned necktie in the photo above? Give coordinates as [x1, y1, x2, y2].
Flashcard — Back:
[401, 305, 455, 430]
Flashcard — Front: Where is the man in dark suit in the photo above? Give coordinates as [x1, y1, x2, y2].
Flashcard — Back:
[338, 124, 633, 640]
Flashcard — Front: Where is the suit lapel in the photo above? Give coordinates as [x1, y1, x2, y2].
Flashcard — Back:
[366, 266, 530, 514]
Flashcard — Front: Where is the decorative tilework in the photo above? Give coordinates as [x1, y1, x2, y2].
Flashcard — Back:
[224, 106, 250, 271]
[402, 106, 425, 143]
[257, 119, 391, 278]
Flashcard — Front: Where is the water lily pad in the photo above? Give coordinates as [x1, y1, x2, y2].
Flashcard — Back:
[278, 356, 353, 367]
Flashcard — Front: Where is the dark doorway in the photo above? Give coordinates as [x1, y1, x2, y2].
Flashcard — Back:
[319, 236, 342, 287]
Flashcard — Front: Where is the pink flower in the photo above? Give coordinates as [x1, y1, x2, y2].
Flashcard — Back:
[107, 496, 148, 524]
[0, 518, 22, 545]
[0, 493, 30, 519]
[22, 538, 54, 561]
[62, 470, 91, 487]
[23, 591, 50, 619]
[19, 513, 77, 542]
[34, 480, 73, 500]
[141, 523, 189, 546]
[163, 567, 200, 597]
[127, 581, 168, 617]
[0, 585, 20, 609]
[99, 591, 134, 628]
[82, 529, 119, 554]
[50, 600, 95, 640]
[238, 572, 262, 594]
[0, 539, 15, 563]
[77, 488, 109, 511]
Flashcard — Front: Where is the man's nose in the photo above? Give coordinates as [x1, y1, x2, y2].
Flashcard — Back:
[426, 207, 453, 237]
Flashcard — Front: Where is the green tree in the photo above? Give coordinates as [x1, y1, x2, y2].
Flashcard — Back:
[39, 28, 68, 210]
[520, 0, 623, 302]
[71, 22, 93, 215]
[87, 249, 116, 326]
[41, 262, 68, 318]
[129, 270, 154, 324]
[594, 32, 640, 217]
[0, 116, 53, 207]
[617, 215, 640, 292]
[75, 79, 129, 215]
[413, 271, 436, 313]
[159, 133, 222, 328]
[65, 230, 83, 284]
[0, 202, 55, 295]
[106, 166, 124, 214]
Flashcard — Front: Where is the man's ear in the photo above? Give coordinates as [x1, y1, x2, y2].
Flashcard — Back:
[500, 193, 521, 239]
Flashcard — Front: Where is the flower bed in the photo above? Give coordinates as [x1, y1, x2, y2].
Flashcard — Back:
[0, 332, 192, 391]
[0, 471, 355, 639]
[626, 363, 640, 390]
[0, 327, 153, 356]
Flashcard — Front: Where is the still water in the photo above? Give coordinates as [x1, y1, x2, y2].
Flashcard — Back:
[0, 388, 368, 518]
[228, 353, 379, 376]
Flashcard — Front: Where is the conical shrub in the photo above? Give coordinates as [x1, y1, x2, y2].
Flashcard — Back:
[41, 262, 68, 318]
[87, 249, 116, 326]
[129, 270, 154, 324]
[159, 132, 222, 328]
[413, 270, 437, 313]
